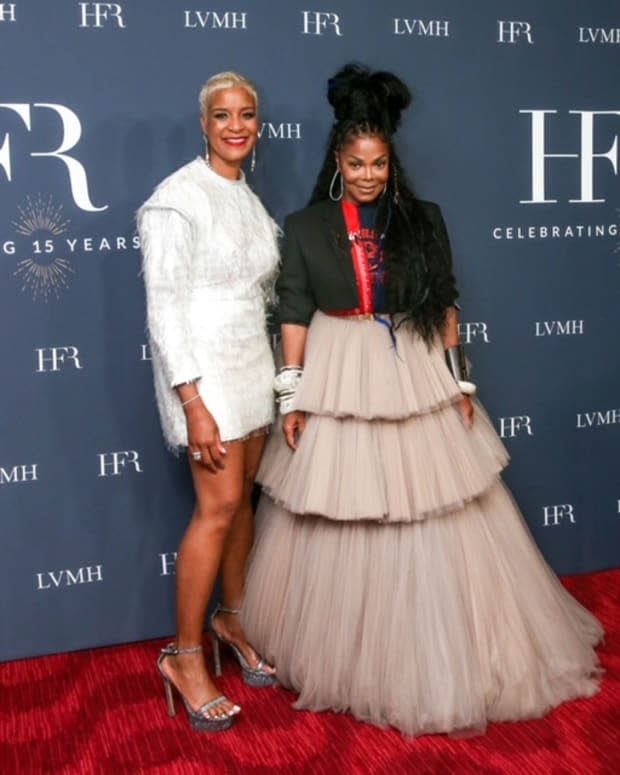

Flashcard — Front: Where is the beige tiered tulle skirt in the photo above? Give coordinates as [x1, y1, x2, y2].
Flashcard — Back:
[242, 312, 603, 737]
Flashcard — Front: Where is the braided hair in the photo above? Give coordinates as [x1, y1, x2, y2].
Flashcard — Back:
[310, 64, 457, 342]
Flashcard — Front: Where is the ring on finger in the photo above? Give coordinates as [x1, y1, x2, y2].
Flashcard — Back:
[192, 451, 202, 461]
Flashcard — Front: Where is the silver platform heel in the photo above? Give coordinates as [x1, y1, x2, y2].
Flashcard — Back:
[157, 643, 241, 732]
[210, 605, 278, 688]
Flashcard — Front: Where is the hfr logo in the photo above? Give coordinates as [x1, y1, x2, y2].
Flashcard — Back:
[520, 110, 620, 204]
[98, 451, 143, 477]
[543, 505, 576, 527]
[301, 11, 342, 36]
[458, 322, 490, 344]
[497, 21, 533, 44]
[78, 3, 126, 27]
[0, 103, 107, 212]
[499, 416, 533, 438]
[36, 346, 83, 372]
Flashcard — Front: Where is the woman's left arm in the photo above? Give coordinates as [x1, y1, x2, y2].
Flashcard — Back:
[442, 306, 474, 429]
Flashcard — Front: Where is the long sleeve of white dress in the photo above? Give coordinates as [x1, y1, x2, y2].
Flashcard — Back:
[139, 207, 202, 387]
[138, 157, 279, 450]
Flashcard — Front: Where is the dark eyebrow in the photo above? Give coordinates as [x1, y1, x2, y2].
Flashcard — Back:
[346, 154, 387, 162]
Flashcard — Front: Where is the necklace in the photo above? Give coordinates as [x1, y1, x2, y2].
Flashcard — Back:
[348, 230, 386, 242]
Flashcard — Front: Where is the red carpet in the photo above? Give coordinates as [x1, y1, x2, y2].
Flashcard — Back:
[2, 570, 619, 774]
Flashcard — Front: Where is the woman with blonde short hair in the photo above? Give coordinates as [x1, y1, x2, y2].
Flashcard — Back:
[139, 71, 278, 733]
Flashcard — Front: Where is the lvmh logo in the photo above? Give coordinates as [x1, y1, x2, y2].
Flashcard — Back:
[393, 19, 449, 37]
[576, 409, 620, 428]
[258, 123, 302, 140]
[0, 464, 38, 485]
[535, 320, 584, 336]
[183, 10, 247, 29]
[36, 565, 103, 589]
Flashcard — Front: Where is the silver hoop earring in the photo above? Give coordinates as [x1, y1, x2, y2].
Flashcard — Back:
[329, 169, 343, 201]
[250, 145, 256, 174]
[203, 134, 211, 167]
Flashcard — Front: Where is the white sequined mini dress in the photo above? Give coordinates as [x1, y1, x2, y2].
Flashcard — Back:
[138, 158, 279, 449]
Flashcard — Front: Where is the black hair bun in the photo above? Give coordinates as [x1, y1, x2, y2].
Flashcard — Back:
[327, 63, 411, 135]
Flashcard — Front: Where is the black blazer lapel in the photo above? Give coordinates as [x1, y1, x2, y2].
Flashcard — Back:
[319, 200, 359, 300]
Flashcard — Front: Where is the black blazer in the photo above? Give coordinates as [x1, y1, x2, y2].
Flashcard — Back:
[276, 198, 458, 326]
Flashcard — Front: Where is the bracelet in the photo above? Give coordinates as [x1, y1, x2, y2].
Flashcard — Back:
[445, 345, 477, 396]
[273, 365, 303, 415]
[181, 393, 202, 407]
[456, 380, 477, 397]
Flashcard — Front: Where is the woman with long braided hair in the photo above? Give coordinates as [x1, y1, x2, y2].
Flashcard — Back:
[242, 64, 602, 736]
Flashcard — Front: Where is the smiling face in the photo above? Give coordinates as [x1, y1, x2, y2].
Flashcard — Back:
[201, 86, 258, 179]
[336, 133, 390, 205]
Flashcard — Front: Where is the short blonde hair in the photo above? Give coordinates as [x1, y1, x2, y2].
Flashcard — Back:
[199, 72, 258, 116]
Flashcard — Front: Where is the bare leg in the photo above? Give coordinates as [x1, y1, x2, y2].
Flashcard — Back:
[160, 444, 245, 718]
[220, 433, 265, 608]
[213, 433, 275, 672]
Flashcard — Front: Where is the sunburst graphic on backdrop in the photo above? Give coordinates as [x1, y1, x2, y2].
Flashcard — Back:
[14, 256, 75, 301]
[12, 194, 74, 301]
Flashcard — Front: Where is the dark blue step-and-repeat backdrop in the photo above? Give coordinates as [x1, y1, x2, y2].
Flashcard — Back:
[1, 1, 618, 661]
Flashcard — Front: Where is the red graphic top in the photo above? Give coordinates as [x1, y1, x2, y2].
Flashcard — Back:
[340, 200, 385, 314]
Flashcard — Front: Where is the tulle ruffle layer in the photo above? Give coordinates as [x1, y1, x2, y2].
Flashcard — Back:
[243, 487, 603, 736]
[245, 311, 603, 736]
[259, 402, 508, 522]
[294, 312, 462, 419]
[258, 312, 508, 522]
